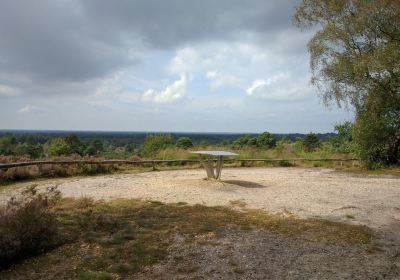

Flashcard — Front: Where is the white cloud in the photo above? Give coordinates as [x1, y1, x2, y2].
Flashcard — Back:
[142, 74, 187, 103]
[168, 40, 311, 95]
[0, 84, 20, 97]
[88, 71, 144, 107]
[169, 48, 200, 74]
[246, 73, 311, 101]
[18, 105, 40, 114]
[246, 79, 268, 96]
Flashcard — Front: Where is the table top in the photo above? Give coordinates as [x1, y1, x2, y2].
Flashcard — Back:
[190, 150, 239, 156]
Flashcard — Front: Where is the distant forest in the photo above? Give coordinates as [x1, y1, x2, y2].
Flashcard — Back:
[0, 130, 335, 146]
[0, 130, 339, 160]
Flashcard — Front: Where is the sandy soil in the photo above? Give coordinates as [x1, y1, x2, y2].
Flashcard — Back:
[3, 167, 399, 232]
[2, 167, 400, 279]
[137, 230, 398, 280]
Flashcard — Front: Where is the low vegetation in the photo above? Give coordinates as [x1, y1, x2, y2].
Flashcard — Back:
[0, 186, 62, 268]
[0, 188, 373, 279]
[0, 123, 398, 184]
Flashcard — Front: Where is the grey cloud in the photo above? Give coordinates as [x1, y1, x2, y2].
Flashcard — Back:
[0, 0, 300, 85]
[81, 0, 298, 48]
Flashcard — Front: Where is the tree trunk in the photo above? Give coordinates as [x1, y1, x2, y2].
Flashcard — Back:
[387, 134, 400, 165]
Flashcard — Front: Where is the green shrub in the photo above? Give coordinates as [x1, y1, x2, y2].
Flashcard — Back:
[140, 134, 173, 158]
[303, 133, 321, 152]
[0, 135, 17, 155]
[256, 132, 276, 149]
[330, 121, 355, 153]
[49, 138, 72, 156]
[175, 137, 193, 149]
[354, 92, 400, 169]
[278, 160, 292, 167]
[293, 138, 304, 154]
[0, 185, 61, 268]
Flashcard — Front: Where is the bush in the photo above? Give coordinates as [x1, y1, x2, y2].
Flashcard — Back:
[49, 138, 72, 156]
[278, 160, 292, 167]
[0, 185, 61, 268]
[256, 132, 276, 149]
[354, 91, 400, 169]
[303, 133, 321, 152]
[232, 135, 255, 148]
[331, 121, 355, 153]
[176, 137, 193, 149]
[293, 138, 304, 154]
[140, 134, 173, 158]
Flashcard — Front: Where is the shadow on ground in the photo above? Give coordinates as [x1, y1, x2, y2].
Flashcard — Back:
[223, 180, 267, 188]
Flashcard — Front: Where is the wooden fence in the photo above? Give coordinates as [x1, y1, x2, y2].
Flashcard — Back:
[0, 158, 358, 170]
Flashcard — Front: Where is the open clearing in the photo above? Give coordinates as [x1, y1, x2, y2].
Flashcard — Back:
[1, 167, 400, 279]
[2, 167, 399, 236]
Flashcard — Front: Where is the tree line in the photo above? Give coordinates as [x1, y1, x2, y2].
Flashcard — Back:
[0, 128, 352, 160]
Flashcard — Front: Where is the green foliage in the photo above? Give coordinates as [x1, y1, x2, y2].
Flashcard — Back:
[256, 132, 276, 149]
[0, 135, 17, 155]
[140, 134, 173, 158]
[64, 134, 83, 155]
[14, 143, 43, 158]
[233, 132, 276, 149]
[84, 139, 104, 156]
[303, 133, 321, 152]
[293, 137, 304, 153]
[294, 0, 400, 167]
[331, 121, 355, 153]
[48, 134, 85, 156]
[233, 135, 255, 148]
[176, 137, 194, 149]
[49, 138, 73, 156]
[354, 91, 400, 168]
[275, 140, 286, 155]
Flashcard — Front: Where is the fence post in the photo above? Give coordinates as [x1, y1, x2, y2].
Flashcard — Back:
[152, 161, 156, 171]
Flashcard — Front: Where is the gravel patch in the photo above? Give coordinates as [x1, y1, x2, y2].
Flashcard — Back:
[137, 229, 400, 280]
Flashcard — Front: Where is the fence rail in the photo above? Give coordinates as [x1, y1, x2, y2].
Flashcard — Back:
[0, 158, 358, 170]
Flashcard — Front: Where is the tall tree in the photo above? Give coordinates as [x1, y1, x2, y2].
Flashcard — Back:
[294, 0, 400, 167]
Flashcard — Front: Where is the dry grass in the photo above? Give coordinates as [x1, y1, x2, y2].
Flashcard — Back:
[1, 198, 373, 279]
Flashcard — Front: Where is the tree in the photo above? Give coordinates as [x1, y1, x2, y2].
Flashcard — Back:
[176, 137, 193, 149]
[14, 143, 43, 158]
[140, 134, 172, 158]
[331, 121, 355, 153]
[233, 135, 257, 148]
[84, 139, 104, 155]
[294, 0, 400, 167]
[256, 132, 276, 149]
[0, 135, 17, 155]
[303, 133, 321, 152]
[49, 138, 72, 156]
[64, 134, 83, 155]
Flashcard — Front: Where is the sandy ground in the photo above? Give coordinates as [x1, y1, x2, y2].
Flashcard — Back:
[3, 167, 399, 232]
[2, 167, 400, 279]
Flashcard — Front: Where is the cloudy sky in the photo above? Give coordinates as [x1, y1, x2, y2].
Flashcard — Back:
[0, 0, 352, 133]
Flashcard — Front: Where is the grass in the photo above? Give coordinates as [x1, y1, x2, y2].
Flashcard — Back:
[229, 199, 247, 208]
[1, 198, 374, 279]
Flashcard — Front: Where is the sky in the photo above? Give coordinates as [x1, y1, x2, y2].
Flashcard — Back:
[0, 0, 353, 133]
